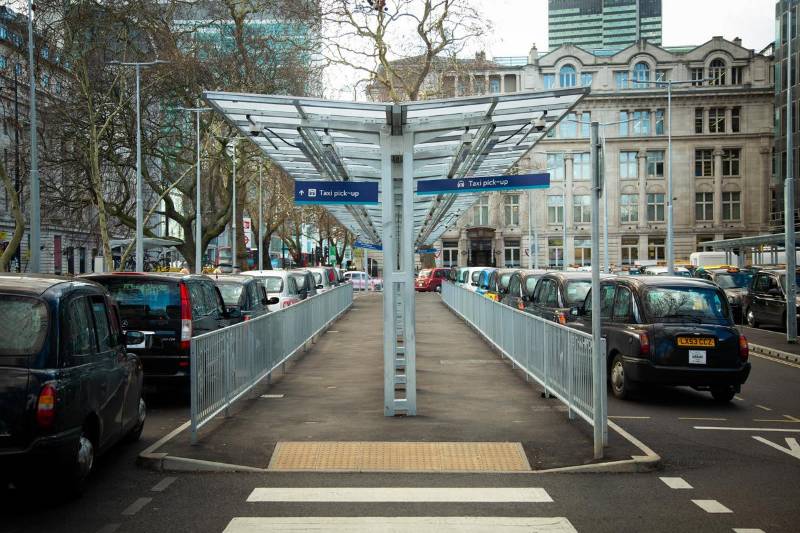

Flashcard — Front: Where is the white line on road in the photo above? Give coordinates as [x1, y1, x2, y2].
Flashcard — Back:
[659, 477, 693, 489]
[151, 477, 177, 492]
[752, 352, 800, 369]
[223, 517, 578, 532]
[752, 436, 800, 460]
[753, 415, 800, 423]
[679, 417, 727, 421]
[94, 524, 120, 533]
[733, 529, 766, 533]
[735, 396, 745, 401]
[692, 499, 733, 513]
[755, 404, 772, 411]
[608, 416, 651, 420]
[260, 394, 285, 399]
[246, 488, 553, 503]
[694, 426, 800, 432]
[121, 497, 152, 516]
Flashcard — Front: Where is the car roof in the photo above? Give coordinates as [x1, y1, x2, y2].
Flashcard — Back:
[542, 271, 612, 281]
[0, 274, 83, 295]
[242, 270, 290, 278]
[210, 274, 253, 284]
[616, 275, 720, 288]
[85, 272, 209, 282]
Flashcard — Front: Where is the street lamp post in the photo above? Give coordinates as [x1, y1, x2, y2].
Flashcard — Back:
[786, 7, 797, 343]
[178, 106, 210, 274]
[27, 0, 40, 272]
[229, 138, 240, 273]
[109, 59, 168, 271]
[258, 162, 264, 271]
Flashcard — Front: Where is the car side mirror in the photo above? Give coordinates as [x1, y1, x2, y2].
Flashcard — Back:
[569, 306, 583, 317]
[768, 288, 782, 296]
[267, 296, 279, 305]
[125, 331, 145, 346]
[316, 284, 324, 289]
[226, 307, 242, 319]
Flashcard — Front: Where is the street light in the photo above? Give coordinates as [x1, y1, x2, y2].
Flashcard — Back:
[227, 137, 243, 273]
[108, 59, 169, 271]
[27, 0, 40, 272]
[178, 106, 211, 274]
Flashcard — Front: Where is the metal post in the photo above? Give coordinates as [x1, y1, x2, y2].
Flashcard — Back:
[134, 65, 144, 272]
[195, 110, 202, 274]
[231, 139, 238, 273]
[380, 130, 396, 415]
[590, 122, 604, 459]
[601, 134, 609, 273]
[13, 66, 20, 271]
[666, 82, 674, 275]
[786, 6, 797, 343]
[528, 190, 534, 269]
[258, 163, 264, 271]
[562, 188, 568, 270]
[27, 0, 40, 273]
[402, 132, 417, 415]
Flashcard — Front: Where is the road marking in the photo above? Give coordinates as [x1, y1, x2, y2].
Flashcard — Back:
[752, 352, 800, 369]
[755, 404, 772, 411]
[753, 415, 800, 423]
[151, 477, 176, 492]
[608, 415, 651, 420]
[692, 499, 733, 513]
[121, 497, 152, 516]
[679, 417, 727, 421]
[752, 436, 800, 460]
[223, 517, 578, 532]
[733, 529, 766, 533]
[246, 487, 553, 503]
[659, 477, 693, 489]
[260, 394, 285, 399]
[735, 395, 745, 401]
[694, 426, 800, 432]
[95, 524, 120, 533]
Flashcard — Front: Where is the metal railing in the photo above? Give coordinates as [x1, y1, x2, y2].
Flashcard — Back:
[441, 282, 607, 451]
[190, 283, 353, 443]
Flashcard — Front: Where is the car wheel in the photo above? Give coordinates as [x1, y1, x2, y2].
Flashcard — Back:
[710, 386, 736, 403]
[745, 308, 758, 328]
[62, 429, 95, 495]
[125, 397, 146, 443]
[434, 285, 441, 293]
[610, 353, 633, 400]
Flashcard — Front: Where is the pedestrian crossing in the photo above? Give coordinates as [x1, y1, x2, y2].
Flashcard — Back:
[222, 486, 577, 532]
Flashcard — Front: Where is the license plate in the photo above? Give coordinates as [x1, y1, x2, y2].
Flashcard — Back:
[677, 337, 715, 347]
[688, 350, 707, 365]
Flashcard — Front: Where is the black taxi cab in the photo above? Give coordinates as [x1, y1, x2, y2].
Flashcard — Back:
[570, 276, 750, 402]
[693, 266, 754, 323]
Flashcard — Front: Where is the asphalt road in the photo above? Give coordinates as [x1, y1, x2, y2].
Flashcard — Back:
[3, 352, 798, 532]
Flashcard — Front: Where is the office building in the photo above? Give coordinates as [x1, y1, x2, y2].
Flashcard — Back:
[549, 0, 662, 50]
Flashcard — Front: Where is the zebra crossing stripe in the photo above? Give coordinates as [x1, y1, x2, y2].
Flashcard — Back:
[246, 487, 553, 503]
[223, 516, 578, 532]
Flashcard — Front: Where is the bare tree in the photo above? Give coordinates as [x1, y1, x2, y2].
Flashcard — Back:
[0, 159, 24, 271]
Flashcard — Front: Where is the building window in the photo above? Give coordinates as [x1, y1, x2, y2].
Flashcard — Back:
[722, 148, 740, 177]
[547, 195, 564, 224]
[695, 192, 714, 221]
[619, 151, 638, 179]
[655, 109, 665, 135]
[581, 73, 593, 87]
[633, 110, 650, 135]
[15, 63, 22, 76]
[543, 74, 555, 89]
[548, 238, 564, 268]
[655, 69, 668, 82]
[574, 238, 591, 267]
[504, 194, 519, 225]
[633, 62, 650, 88]
[695, 108, 704, 134]
[573, 153, 590, 181]
[504, 239, 520, 267]
[695, 149, 714, 177]
[722, 191, 741, 221]
[709, 108, 725, 133]
[691, 67, 704, 86]
[731, 107, 741, 133]
[621, 236, 639, 265]
[489, 78, 500, 93]
[41, 74, 49, 89]
[472, 195, 489, 226]
[560, 112, 577, 137]
[620, 111, 629, 136]
[647, 193, 665, 222]
[696, 235, 715, 252]
[648, 237, 666, 261]
[614, 71, 629, 89]
[0, 55, 6, 70]
[731, 66, 744, 85]
[580, 112, 591, 137]
[620, 194, 639, 223]
[573, 195, 591, 223]
[547, 153, 565, 180]
[560, 64, 577, 87]
[442, 241, 459, 267]
[41, 46, 49, 60]
[709, 59, 726, 85]
[646, 151, 665, 178]
[0, 25, 7, 40]
[10, 33, 22, 47]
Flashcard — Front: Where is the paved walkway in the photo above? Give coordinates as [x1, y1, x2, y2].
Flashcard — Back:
[160, 292, 636, 470]
[741, 325, 800, 356]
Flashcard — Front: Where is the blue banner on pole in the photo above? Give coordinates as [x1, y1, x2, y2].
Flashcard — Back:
[295, 180, 379, 205]
[415, 173, 550, 196]
[416, 248, 438, 255]
[353, 240, 383, 251]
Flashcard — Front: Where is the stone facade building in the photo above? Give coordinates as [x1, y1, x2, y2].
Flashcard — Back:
[433, 37, 774, 269]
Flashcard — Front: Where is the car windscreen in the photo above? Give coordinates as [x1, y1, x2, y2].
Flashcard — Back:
[0, 295, 49, 358]
[103, 280, 180, 320]
[418, 269, 432, 278]
[714, 272, 753, 289]
[291, 274, 307, 290]
[524, 276, 540, 295]
[565, 280, 591, 305]
[312, 272, 323, 285]
[471, 271, 481, 282]
[644, 286, 729, 322]
[216, 283, 243, 306]
[500, 273, 514, 290]
[262, 277, 284, 293]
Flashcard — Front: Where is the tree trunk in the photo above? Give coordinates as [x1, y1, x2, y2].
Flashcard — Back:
[0, 161, 24, 272]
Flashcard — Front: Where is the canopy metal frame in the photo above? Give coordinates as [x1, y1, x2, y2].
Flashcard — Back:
[204, 88, 588, 416]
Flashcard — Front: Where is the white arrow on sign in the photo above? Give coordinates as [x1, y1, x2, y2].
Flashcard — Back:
[299, 190, 305, 196]
[753, 436, 800, 460]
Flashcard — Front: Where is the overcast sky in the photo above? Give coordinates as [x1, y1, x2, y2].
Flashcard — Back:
[474, 0, 776, 57]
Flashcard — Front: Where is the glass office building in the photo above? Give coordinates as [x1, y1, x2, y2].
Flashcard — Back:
[548, 0, 662, 50]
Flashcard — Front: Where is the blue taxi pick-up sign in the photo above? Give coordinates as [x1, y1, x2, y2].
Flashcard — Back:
[416, 173, 550, 195]
[295, 180, 379, 205]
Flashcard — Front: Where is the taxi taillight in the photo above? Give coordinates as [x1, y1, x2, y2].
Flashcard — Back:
[739, 335, 749, 361]
[179, 282, 192, 351]
[556, 311, 567, 325]
[36, 383, 57, 428]
[639, 332, 650, 356]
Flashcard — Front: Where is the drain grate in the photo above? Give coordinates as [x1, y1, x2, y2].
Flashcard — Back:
[268, 441, 531, 472]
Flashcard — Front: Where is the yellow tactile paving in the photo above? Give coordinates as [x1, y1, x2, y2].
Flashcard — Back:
[268, 441, 531, 472]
